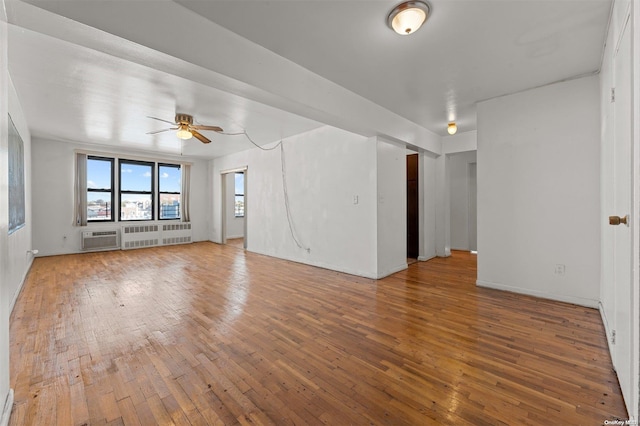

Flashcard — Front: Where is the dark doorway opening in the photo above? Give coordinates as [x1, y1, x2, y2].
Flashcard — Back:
[407, 154, 419, 260]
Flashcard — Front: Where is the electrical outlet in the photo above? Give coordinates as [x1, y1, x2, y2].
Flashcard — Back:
[554, 264, 565, 275]
[353, 195, 359, 205]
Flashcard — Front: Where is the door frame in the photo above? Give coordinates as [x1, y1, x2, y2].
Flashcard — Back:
[221, 166, 248, 249]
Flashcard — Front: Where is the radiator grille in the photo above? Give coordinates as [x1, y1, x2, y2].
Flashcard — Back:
[163, 223, 191, 231]
[121, 223, 191, 250]
[123, 225, 159, 234]
[162, 222, 193, 246]
[124, 239, 159, 249]
[163, 236, 192, 245]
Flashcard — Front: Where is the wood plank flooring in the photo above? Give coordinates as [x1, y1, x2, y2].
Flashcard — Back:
[9, 243, 627, 425]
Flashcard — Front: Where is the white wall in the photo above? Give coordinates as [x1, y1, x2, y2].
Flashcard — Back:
[449, 151, 477, 251]
[435, 154, 451, 257]
[211, 126, 379, 278]
[477, 75, 601, 307]
[1, 61, 32, 426]
[31, 139, 211, 256]
[224, 172, 244, 239]
[7, 77, 32, 311]
[420, 152, 437, 261]
[0, 8, 11, 423]
[376, 138, 407, 278]
[443, 130, 477, 154]
[1, 74, 32, 426]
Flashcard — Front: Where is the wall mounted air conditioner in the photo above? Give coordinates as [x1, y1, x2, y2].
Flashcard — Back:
[82, 230, 120, 251]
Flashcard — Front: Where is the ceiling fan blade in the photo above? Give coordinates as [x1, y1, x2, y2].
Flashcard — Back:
[146, 127, 177, 135]
[147, 116, 177, 125]
[191, 130, 211, 144]
[191, 125, 223, 132]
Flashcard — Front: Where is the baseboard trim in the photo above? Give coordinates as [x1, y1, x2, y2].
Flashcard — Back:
[377, 263, 408, 279]
[476, 279, 599, 308]
[247, 248, 379, 280]
[599, 302, 615, 363]
[418, 255, 435, 262]
[1, 389, 14, 426]
[10, 257, 34, 314]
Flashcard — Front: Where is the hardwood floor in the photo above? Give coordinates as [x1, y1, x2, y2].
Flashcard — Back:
[9, 243, 626, 425]
[225, 238, 244, 249]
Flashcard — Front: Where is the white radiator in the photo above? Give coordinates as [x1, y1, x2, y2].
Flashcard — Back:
[121, 223, 191, 250]
[82, 230, 120, 251]
[121, 224, 160, 250]
[162, 222, 192, 246]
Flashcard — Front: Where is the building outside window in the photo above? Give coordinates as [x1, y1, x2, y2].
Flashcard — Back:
[87, 156, 114, 221]
[235, 172, 245, 217]
[120, 160, 154, 221]
[159, 163, 181, 219]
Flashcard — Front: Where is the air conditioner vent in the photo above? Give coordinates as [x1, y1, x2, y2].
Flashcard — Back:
[82, 230, 119, 251]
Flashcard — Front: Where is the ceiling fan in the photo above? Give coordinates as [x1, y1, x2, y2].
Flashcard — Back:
[147, 113, 223, 144]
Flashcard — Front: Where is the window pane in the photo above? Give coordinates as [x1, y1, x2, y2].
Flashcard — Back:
[87, 158, 111, 190]
[159, 165, 181, 193]
[235, 172, 244, 196]
[87, 192, 112, 220]
[121, 162, 152, 192]
[235, 195, 244, 217]
[159, 194, 181, 219]
[121, 193, 152, 220]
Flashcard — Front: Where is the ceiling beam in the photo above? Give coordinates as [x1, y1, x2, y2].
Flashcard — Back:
[8, 0, 442, 155]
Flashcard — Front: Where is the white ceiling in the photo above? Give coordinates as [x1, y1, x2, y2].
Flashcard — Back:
[7, 0, 612, 159]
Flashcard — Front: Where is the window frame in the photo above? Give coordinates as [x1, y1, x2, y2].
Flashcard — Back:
[234, 172, 245, 218]
[87, 155, 115, 223]
[158, 163, 181, 220]
[119, 159, 155, 222]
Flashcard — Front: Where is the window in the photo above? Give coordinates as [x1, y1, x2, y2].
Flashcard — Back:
[158, 163, 181, 220]
[78, 156, 187, 225]
[120, 160, 154, 221]
[235, 172, 245, 217]
[87, 156, 114, 221]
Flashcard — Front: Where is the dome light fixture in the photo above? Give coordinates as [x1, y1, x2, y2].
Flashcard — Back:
[447, 122, 457, 135]
[387, 1, 431, 35]
[176, 124, 193, 140]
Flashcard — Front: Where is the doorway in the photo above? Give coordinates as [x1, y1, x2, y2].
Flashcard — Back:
[407, 153, 419, 260]
[221, 168, 247, 249]
[448, 151, 477, 252]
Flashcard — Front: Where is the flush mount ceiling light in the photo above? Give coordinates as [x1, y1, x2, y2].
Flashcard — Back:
[387, 1, 431, 35]
[447, 122, 457, 135]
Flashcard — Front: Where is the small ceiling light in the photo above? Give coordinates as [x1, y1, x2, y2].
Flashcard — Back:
[447, 122, 457, 135]
[176, 124, 193, 140]
[388, 1, 430, 35]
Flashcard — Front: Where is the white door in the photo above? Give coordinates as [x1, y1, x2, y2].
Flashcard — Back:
[610, 15, 634, 415]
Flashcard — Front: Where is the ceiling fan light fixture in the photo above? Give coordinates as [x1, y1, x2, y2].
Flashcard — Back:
[148, 113, 221, 144]
[176, 126, 193, 140]
[447, 122, 457, 135]
[388, 1, 430, 35]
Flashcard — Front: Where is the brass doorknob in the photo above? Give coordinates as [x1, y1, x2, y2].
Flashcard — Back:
[609, 215, 629, 226]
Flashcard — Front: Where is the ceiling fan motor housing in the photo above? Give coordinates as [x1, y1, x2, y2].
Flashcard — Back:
[175, 113, 193, 125]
